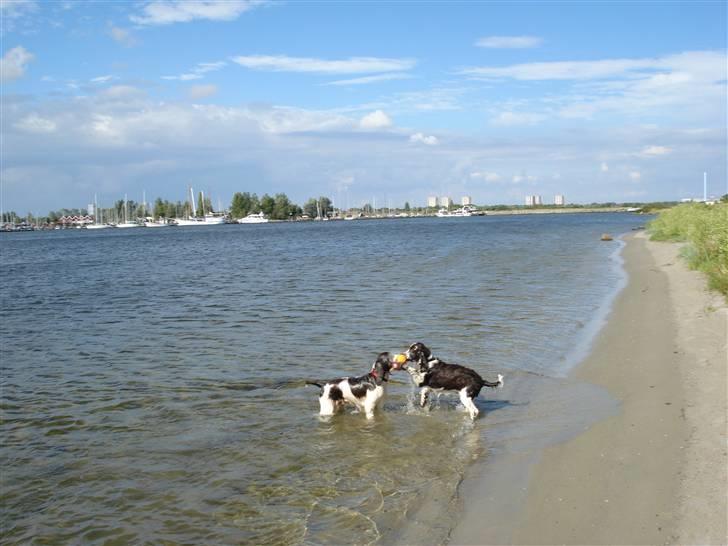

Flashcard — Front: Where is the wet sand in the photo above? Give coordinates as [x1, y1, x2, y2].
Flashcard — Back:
[451, 232, 727, 545]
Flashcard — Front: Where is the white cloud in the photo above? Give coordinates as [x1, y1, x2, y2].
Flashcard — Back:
[325, 73, 412, 86]
[359, 110, 392, 129]
[491, 111, 546, 126]
[189, 84, 218, 99]
[231, 55, 416, 74]
[14, 113, 57, 133]
[512, 174, 537, 183]
[460, 51, 725, 82]
[639, 145, 672, 157]
[1, 0, 37, 15]
[629, 171, 642, 181]
[91, 75, 115, 84]
[130, 0, 265, 26]
[470, 171, 501, 182]
[1, 46, 34, 82]
[409, 132, 438, 145]
[601, 162, 609, 172]
[475, 35, 543, 49]
[109, 26, 138, 47]
[100, 85, 146, 101]
[162, 61, 226, 81]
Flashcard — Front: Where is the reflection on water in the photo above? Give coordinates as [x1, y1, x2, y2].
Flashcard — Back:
[1, 214, 643, 544]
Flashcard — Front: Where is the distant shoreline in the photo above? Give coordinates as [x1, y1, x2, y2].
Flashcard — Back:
[1, 208, 648, 232]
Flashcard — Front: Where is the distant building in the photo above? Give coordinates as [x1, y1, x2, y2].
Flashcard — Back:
[427, 195, 438, 208]
[461, 196, 472, 206]
[439, 196, 453, 208]
[525, 195, 542, 206]
[87, 203, 95, 216]
[554, 194, 565, 206]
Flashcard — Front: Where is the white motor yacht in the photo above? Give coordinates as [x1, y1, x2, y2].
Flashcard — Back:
[238, 212, 269, 224]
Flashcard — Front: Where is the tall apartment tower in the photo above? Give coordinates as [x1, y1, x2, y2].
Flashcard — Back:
[427, 195, 438, 208]
[461, 196, 472, 206]
[554, 194, 565, 206]
[440, 196, 453, 208]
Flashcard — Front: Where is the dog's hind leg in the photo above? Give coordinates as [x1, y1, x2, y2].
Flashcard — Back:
[459, 388, 479, 420]
[318, 385, 339, 416]
[318, 395, 335, 416]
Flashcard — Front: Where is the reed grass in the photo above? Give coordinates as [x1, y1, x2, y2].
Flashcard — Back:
[648, 202, 728, 296]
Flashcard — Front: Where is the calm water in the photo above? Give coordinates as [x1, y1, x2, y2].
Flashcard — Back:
[1, 214, 645, 544]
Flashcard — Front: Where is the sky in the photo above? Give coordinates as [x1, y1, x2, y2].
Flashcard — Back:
[1, 0, 727, 213]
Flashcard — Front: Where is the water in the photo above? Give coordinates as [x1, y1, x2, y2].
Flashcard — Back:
[1, 214, 646, 544]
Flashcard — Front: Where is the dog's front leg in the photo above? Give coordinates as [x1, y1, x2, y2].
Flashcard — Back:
[419, 387, 431, 408]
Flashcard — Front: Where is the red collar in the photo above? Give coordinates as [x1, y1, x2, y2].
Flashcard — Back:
[369, 370, 379, 379]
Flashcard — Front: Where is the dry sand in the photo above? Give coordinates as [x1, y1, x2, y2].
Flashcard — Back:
[451, 232, 727, 545]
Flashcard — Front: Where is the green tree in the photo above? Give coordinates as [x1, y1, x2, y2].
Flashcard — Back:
[260, 194, 276, 217]
[154, 198, 166, 219]
[303, 197, 332, 218]
[196, 192, 205, 217]
[271, 193, 296, 220]
[404, 202, 411, 212]
[231, 192, 260, 218]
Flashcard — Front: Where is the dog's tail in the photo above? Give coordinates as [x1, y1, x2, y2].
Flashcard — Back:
[482, 374, 504, 389]
[305, 380, 325, 390]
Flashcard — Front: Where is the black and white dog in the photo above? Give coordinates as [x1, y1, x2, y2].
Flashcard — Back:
[306, 352, 399, 419]
[402, 342, 503, 420]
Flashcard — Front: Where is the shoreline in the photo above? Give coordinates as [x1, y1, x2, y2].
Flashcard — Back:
[450, 232, 727, 545]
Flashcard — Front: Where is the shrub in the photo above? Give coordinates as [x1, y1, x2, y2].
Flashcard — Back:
[648, 203, 728, 296]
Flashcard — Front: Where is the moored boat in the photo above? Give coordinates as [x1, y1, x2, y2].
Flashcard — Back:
[238, 212, 269, 224]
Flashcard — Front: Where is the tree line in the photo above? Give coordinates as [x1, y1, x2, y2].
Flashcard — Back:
[5, 192, 343, 225]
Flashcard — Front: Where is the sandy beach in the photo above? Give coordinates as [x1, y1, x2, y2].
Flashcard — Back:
[452, 232, 727, 545]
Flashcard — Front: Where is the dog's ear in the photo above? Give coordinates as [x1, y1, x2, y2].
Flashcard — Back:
[418, 343, 431, 360]
[373, 352, 391, 383]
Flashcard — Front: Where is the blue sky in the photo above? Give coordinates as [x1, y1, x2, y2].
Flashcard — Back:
[1, 0, 726, 213]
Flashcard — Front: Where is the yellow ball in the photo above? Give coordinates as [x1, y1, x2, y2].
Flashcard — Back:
[394, 354, 407, 365]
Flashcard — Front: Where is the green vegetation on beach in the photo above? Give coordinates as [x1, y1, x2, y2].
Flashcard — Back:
[648, 200, 728, 296]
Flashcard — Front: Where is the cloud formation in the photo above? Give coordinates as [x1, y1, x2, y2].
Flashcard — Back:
[231, 55, 416, 74]
[189, 84, 218, 99]
[1, 46, 34, 82]
[130, 0, 265, 26]
[639, 145, 672, 157]
[475, 35, 543, 48]
[409, 132, 438, 145]
[162, 61, 226, 81]
[359, 110, 392, 129]
[109, 26, 138, 47]
[325, 73, 412, 86]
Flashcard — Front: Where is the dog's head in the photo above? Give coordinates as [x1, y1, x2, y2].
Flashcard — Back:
[370, 352, 394, 385]
[404, 342, 432, 371]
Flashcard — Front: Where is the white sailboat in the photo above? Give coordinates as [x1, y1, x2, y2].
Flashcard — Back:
[116, 194, 140, 228]
[175, 187, 225, 226]
[86, 194, 112, 229]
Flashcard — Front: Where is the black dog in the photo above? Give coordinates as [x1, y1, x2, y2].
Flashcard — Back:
[306, 352, 399, 419]
[402, 342, 503, 420]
